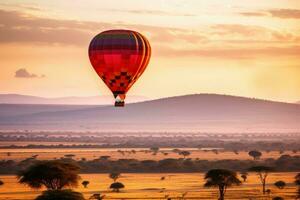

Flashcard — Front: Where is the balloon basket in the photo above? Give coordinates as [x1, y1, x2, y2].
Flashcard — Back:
[115, 101, 125, 107]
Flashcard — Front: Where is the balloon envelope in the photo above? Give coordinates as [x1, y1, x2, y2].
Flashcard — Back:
[88, 30, 151, 107]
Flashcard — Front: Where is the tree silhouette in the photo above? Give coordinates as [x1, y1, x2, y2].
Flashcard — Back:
[64, 154, 76, 159]
[110, 182, 124, 192]
[81, 181, 89, 188]
[99, 156, 110, 161]
[274, 180, 286, 189]
[109, 172, 120, 182]
[89, 193, 105, 200]
[272, 197, 284, 200]
[248, 166, 272, 194]
[240, 172, 248, 182]
[179, 151, 191, 159]
[18, 160, 80, 190]
[204, 169, 241, 200]
[296, 173, 300, 186]
[35, 189, 84, 200]
[150, 147, 159, 154]
[0, 180, 3, 186]
[296, 173, 300, 199]
[248, 150, 262, 160]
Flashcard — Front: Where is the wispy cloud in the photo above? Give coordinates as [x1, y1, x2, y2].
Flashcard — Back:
[155, 45, 300, 59]
[15, 68, 45, 78]
[269, 9, 300, 19]
[0, 9, 201, 46]
[239, 9, 300, 19]
[106, 9, 196, 17]
[239, 12, 268, 17]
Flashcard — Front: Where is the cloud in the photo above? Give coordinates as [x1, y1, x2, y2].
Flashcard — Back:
[155, 45, 300, 59]
[0, 9, 200, 46]
[269, 9, 300, 19]
[1, 9, 299, 60]
[239, 9, 300, 19]
[106, 9, 196, 17]
[211, 24, 267, 37]
[239, 12, 268, 17]
[15, 68, 45, 78]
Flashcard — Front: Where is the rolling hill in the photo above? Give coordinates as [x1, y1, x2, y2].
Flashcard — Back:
[1, 94, 300, 132]
[0, 94, 148, 105]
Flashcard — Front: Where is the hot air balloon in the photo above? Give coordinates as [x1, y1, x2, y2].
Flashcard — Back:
[88, 30, 151, 107]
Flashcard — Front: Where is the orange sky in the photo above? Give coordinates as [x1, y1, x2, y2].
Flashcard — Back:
[0, 0, 300, 102]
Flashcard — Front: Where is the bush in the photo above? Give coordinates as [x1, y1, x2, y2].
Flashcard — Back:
[35, 190, 84, 200]
[274, 180, 286, 189]
[110, 182, 125, 192]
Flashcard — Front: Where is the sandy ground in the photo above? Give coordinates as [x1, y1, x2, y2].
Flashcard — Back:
[0, 173, 298, 200]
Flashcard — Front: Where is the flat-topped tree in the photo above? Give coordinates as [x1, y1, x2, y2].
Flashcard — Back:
[81, 181, 89, 188]
[296, 173, 300, 199]
[274, 180, 286, 189]
[179, 151, 191, 159]
[204, 169, 241, 200]
[296, 173, 300, 186]
[150, 147, 159, 153]
[110, 182, 124, 192]
[109, 172, 121, 183]
[18, 160, 80, 190]
[248, 150, 262, 160]
[248, 166, 273, 194]
[240, 172, 248, 182]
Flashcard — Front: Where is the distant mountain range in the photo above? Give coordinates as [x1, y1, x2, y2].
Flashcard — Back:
[0, 94, 149, 105]
[1, 94, 300, 133]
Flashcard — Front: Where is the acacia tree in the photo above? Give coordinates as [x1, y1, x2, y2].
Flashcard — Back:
[274, 181, 286, 189]
[296, 173, 300, 186]
[150, 147, 159, 154]
[81, 181, 90, 188]
[18, 160, 80, 190]
[179, 151, 191, 159]
[240, 172, 248, 182]
[110, 182, 124, 192]
[109, 172, 121, 183]
[248, 166, 272, 194]
[248, 150, 262, 160]
[296, 173, 300, 199]
[204, 169, 241, 200]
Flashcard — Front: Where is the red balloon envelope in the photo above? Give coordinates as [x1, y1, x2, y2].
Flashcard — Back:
[88, 30, 151, 107]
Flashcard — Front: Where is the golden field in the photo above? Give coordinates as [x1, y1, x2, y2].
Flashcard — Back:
[0, 148, 299, 161]
[0, 173, 298, 200]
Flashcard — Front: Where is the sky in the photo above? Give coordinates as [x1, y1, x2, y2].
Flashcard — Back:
[0, 0, 300, 102]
